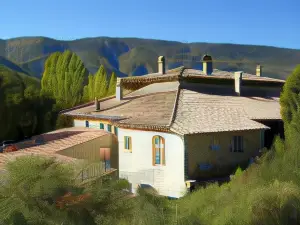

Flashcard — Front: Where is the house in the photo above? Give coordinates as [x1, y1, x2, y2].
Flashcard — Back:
[62, 55, 285, 198]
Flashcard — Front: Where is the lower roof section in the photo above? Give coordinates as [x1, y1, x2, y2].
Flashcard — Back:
[0, 127, 109, 169]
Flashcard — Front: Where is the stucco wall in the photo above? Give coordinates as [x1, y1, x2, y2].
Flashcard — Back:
[185, 129, 264, 179]
[118, 128, 186, 198]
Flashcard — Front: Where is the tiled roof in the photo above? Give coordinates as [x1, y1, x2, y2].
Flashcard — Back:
[0, 127, 108, 169]
[170, 90, 274, 135]
[62, 67, 283, 135]
[65, 82, 180, 127]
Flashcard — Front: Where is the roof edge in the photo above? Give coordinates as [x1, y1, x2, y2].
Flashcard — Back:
[60, 95, 116, 114]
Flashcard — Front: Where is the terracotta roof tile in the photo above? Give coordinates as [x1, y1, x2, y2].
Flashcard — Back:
[0, 127, 108, 169]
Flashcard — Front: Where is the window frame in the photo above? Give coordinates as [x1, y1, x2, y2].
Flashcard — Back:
[124, 136, 132, 152]
[232, 136, 244, 152]
[152, 136, 165, 166]
[210, 136, 220, 151]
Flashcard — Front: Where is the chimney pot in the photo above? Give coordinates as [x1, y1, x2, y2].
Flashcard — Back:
[256, 64, 262, 77]
[234, 71, 243, 96]
[202, 55, 213, 75]
[116, 78, 123, 101]
[158, 56, 166, 74]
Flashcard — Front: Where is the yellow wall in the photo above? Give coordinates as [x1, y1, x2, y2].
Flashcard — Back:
[185, 129, 262, 179]
[57, 134, 119, 172]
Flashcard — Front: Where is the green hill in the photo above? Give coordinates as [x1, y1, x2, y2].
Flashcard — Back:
[1, 36, 300, 79]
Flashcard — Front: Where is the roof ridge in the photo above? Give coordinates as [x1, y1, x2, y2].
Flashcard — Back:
[168, 67, 185, 128]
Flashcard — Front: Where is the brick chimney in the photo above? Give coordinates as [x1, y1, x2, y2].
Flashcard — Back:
[116, 78, 123, 101]
[202, 55, 213, 75]
[95, 97, 100, 111]
[256, 64, 262, 77]
[234, 71, 243, 96]
[158, 56, 166, 74]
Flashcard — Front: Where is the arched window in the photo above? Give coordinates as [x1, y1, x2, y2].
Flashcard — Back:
[152, 136, 165, 166]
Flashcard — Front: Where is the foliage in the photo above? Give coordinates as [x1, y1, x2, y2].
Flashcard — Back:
[107, 72, 117, 96]
[41, 50, 88, 109]
[0, 65, 56, 142]
[83, 66, 116, 101]
[56, 114, 74, 129]
[0, 156, 134, 225]
[280, 65, 300, 127]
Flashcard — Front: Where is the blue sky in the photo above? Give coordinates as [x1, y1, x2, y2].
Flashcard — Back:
[1, 0, 300, 49]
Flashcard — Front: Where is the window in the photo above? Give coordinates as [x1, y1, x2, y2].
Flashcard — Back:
[124, 136, 132, 151]
[152, 136, 165, 165]
[85, 120, 89, 128]
[210, 137, 220, 151]
[100, 123, 104, 129]
[114, 127, 118, 136]
[232, 136, 243, 152]
[107, 124, 112, 132]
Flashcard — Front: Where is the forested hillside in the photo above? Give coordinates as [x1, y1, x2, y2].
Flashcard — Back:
[1, 37, 300, 79]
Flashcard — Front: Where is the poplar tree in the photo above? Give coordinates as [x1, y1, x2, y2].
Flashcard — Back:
[108, 72, 117, 96]
[94, 65, 108, 98]
[41, 51, 88, 109]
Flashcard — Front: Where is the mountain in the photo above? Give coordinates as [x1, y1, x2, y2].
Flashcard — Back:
[1, 36, 300, 79]
[0, 56, 31, 76]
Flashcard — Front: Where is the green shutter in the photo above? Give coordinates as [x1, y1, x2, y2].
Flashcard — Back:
[100, 123, 104, 129]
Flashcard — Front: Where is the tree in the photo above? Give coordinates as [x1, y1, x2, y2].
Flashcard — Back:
[0, 156, 133, 225]
[94, 65, 108, 99]
[107, 72, 117, 96]
[41, 51, 88, 109]
[280, 65, 300, 127]
[82, 66, 110, 102]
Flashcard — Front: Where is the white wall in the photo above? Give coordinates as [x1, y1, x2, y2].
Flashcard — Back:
[73, 119, 115, 134]
[74, 119, 86, 127]
[118, 128, 186, 198]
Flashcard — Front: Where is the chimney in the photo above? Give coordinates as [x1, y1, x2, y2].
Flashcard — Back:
[95, 97, 100, 111]
[234, 71, 243, 96]
[202, 55, 213, 75]
[256, 64, 262, 77]
[158, 56, 165, 74]
[116, 78, 123, 101]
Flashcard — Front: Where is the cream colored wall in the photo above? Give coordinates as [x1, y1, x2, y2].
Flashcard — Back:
[118, 128, 186, 198]
[185, 129, 263, 179]
[73, 119, 118, 135]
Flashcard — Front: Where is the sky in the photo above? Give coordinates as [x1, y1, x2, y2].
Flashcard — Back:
[1, 0, 300, 49]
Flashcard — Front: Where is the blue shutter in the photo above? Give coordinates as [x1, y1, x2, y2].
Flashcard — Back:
[85, 121, 89, 127]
